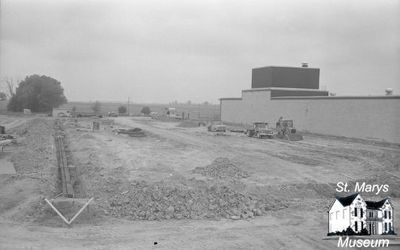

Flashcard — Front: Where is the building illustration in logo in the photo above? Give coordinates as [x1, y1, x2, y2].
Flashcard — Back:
[328, 193, 395, 235]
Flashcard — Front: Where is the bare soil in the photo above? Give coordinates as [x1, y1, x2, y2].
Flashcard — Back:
[0, 116, 399, 249]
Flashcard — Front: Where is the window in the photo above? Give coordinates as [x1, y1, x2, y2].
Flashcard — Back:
[360, 208, 363, 218]
[384, 211, 387, 219]
[361, 221, 364, 230]
[354, 208, 357, 217]
[389, 211, 391, 219]
[369, 211, 373, 218]
[389, 223, 392, 231]
[384, 223, 387, 232]
[355, 221, 358, 232]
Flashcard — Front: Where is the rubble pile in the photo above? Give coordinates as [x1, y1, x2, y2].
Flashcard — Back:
[10, 119, 56, 174]
[107, 179, 267, 220]
[193, 158, 250, 179]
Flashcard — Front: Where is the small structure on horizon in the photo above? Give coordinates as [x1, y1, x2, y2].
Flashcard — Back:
[385, 88, 393, 96]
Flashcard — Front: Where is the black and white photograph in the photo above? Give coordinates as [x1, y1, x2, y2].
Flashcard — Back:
[0, 0, 399, 249]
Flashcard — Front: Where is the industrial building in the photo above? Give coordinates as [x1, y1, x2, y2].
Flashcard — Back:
[220, 65, 400, 143]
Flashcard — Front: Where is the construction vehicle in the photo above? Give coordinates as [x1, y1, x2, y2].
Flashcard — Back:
[275, 119, 303, 141]
[207, 123, 227, 132]
[246, 122, 276, 139]
[108, 112, 118, 117]
[165, 108, 182, 119]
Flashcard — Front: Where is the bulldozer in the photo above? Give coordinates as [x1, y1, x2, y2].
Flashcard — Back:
[246, 122, 276, 139]
[275, 119, 303, 141]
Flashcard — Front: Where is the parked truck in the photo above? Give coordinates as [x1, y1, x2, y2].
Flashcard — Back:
[246, 122, 276, 139]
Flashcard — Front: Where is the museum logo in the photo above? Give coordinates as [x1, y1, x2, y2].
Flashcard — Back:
[327, 182, 396, 248]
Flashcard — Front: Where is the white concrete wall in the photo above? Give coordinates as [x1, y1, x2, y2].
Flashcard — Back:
[221, 90, 400, 143]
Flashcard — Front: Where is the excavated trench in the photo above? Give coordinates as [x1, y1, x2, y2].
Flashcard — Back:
[47, 120, 91, 224]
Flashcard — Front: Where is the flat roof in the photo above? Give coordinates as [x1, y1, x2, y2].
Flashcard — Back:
[242, 87, 328, 93]
[219, 97, 242, 101]
[220, 88, 400, 101]
[252, 65, 320, 70]
[271, 95, 400, 100]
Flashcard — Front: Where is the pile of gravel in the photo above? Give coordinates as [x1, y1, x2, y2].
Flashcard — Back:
[193, 158, 250, 179]
[107, 179, 266, 220]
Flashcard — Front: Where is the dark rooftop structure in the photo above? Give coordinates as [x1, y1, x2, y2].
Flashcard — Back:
[366, 199, 389, 210]
[336, 193, 359, 207]
[251, 65, 320, 90]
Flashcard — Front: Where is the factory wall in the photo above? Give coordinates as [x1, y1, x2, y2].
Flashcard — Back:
[221, 90, 400, 143]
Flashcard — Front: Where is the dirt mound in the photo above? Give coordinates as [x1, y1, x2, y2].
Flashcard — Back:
[107, 179, 273, 220]
[193, 158, 250, 179]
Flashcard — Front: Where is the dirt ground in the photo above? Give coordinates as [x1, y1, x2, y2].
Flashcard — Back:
[1, 116, 399, 249]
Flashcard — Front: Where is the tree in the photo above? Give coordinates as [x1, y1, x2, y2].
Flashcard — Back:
[0, 77, 17, 98]
[118, 105, 127, 114]
[7, 75, 67, 112]
[92, 101, 101, 114]
[0, 92, 6, 101]
[141, 106, 151, 115]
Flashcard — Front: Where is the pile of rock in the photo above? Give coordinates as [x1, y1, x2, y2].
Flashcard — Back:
[193, 158, 250, 179]
[107, 179, 265, 220]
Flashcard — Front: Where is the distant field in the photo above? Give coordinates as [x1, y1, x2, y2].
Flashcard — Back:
[60, 102, 220, 121]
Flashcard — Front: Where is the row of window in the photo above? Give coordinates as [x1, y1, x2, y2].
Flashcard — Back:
[330, 208, 392, 220]
[354, 221, 364, 231]
[384, 222, 392, 232]
[368, 210, 392, 219]
[355, 222, 392, 232]
[384, 210, 392, 219]
[354, 207, 363, 218]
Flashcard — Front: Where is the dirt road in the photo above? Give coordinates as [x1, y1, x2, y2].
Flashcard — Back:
[0, 210, 339, 250]
[113, 117, 399, 187]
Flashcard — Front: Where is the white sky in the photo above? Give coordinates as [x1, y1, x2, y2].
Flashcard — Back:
[1, 0, 399, 103]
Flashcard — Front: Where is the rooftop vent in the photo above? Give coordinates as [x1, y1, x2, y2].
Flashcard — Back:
[301, 62, 309, 68]
[385, 88, 393, 96]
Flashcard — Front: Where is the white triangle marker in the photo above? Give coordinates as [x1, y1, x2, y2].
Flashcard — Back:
[44, 197, 94, 225]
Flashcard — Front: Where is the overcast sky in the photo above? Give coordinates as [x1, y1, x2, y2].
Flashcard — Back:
[1, 0, 399, 103]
